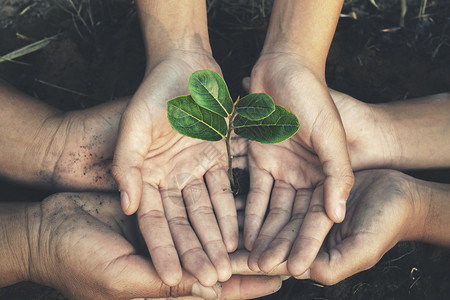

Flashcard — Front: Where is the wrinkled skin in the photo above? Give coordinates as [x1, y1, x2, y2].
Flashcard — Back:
[306, 170, 420, 285]
[112, 50, 238, 286]
[26, 192, 282, 300]
[52, 99, 127, 191]
[242, 56, 354, 276]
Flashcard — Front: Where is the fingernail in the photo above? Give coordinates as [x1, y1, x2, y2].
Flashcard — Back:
[294, 269, 310, 280]
[191, 282, 218, 299]
[335, 200, 346, 222]
[121, 191, 130, 213]
[281, 275, 291, 281]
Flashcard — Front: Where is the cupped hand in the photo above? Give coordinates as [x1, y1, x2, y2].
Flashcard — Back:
[306, 169, 419, 285]
[25, 192, 281, 300]
[243, 137, 337, 277]
[112, 51, 238, 286]
[247, 53, 354, 225]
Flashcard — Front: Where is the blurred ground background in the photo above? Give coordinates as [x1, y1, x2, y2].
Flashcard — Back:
[0, 0, 449, 299]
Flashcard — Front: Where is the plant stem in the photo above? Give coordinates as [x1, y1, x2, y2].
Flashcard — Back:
[226, 96, 240, 189]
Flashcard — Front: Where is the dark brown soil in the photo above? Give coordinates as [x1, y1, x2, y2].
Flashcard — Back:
[1, 0, 449, 299]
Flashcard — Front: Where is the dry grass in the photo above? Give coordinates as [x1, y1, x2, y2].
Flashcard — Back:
[0, 35, 57, 64]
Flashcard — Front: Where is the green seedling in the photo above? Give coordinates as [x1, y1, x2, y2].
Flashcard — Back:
[167, 69, 300, 189]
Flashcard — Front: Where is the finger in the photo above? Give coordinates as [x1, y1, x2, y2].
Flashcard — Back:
[323, 169, 354, 223]
[221, 275, 282, 300]
[231, 135, 249, 157]
[161, 184, 218, 286]
[235, 195, 246, 211]
[248, 180, 295, 272]
[121, 257, 221, 299]
[287, 185, 334, 276]
[112, 109, 150, 215]
[242, 77, 251, 93]
[244, 166, 274, 250]
[78, 193, 141, 246]
[257, 189, 312, 273]
[312, 114, 354, 223]
[232, 155, 248, 170]
[231, 135, 249, 170]
[309, 235, 381, 285]
[137, 183, 182, 286]
[183, 178, 232, 282]
[205, 168, 238, 253]
[108, 255, 221, 299]
[104, 255, 202, 299]
[230, 250, 289, 276]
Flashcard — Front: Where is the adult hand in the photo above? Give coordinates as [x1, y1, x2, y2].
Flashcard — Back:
[305, 169, 426, 285]
[247, 54, 354, 226]
[329, 89, 450, 170]
[242, 63, 353, 276]
[243, 135, 336, 276]
[21, 192, 281, 300]
[52, 99, 128, 191]
[0, 82, 127, 191]
[112, 51, 238, 286]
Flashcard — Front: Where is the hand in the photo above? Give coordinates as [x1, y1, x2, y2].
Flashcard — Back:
[112, 50, 238, 286]
[22, 192, 282, 300]
[305, 169, 423, 285]
[247, 54, 354, 225]
[0, 82, 126, 191]
[243, 136, 336, 276]
[329, 90, 450, 170]
[52, 99, 128, 191]
[327, 89, 394, 170]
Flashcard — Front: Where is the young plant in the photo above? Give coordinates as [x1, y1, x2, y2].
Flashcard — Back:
[167, 69, 300, 189]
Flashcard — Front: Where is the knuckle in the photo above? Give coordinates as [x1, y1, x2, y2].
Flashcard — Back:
[245, 212, 265, 223]
[191, 205, 215, 218]
[268, 207, 292, 218]
[167, 216, 190, 227]
[179, 246, 205, 262]
[139, 209, 166, 220]
[309, 203, 326, 214]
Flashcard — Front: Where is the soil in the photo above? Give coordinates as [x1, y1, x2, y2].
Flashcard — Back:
[0, 0, 449, 299]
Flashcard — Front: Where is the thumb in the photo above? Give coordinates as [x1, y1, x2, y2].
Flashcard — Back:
[308, 235, 381, 286]
[112, 255, 220, 299]
[242, 77, 251, 93]
[112, 109, 150, 215]
[313, 118, 354, 223]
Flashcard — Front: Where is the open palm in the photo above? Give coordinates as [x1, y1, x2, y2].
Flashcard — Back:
[244, 138, 337, 277]
[247, 53, 354, 227]
[112, 51, 238, 286]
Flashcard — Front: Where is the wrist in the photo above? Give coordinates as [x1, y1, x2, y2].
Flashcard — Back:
[347, 103, 400, 170]
[0, 202, 38, 287]
[24, 200, 56, 287]
[136, 0, 212, 69]
[14, 114, 67, 186]
[24, 113, 69, 187]
[254, 51, 325, 82]
[146, 49, 218, 75]
[261, 0, 343, 73]
[414, 179, 450, 246]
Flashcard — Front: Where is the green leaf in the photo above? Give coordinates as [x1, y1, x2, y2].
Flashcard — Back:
[233, 105, 300, 144]
[189, 69, 234, 117]
[167, 95, 227, 141]
[236, 93, 275, 120]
